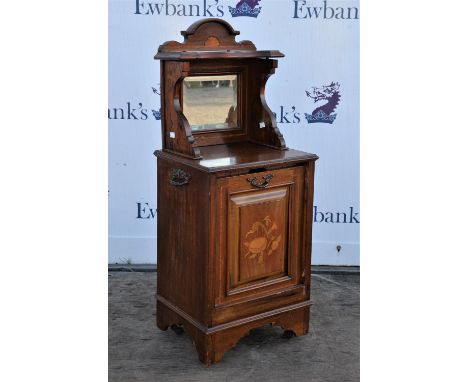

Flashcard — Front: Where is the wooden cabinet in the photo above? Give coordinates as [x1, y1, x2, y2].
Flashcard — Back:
[154, 19, 318, 366]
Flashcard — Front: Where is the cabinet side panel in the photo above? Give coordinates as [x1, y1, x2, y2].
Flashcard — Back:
[303, 160, 316, 299]
[157, 157, 209, 324]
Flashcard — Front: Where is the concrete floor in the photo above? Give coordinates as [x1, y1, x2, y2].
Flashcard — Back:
[109, 272, 359, 382]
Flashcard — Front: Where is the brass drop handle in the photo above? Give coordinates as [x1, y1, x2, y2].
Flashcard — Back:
[246, 174, 273, 189]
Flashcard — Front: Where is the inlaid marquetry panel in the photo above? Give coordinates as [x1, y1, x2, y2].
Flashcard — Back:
[229, 188, 289, 286]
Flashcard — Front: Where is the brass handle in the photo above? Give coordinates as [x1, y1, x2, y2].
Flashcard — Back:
[246, 174, 273, 189]
[169, 168, 191, 186]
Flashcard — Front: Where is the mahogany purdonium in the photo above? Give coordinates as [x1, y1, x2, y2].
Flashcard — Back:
[154, 18, 318, 366]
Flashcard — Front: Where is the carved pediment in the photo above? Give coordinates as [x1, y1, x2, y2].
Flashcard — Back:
[156, 18, 256, 54]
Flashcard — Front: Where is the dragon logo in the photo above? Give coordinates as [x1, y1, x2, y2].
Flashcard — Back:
[305, 82, 341, 124]
[229, 0, 262, 17]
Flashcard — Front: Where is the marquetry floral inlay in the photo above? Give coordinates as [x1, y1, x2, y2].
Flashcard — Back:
[244, 216, 282, 264]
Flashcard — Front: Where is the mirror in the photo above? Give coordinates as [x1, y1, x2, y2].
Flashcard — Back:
[182, 75, 238, 132]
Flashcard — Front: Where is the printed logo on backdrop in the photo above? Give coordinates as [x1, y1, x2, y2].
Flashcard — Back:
[108, 83, 342, 126]
[136, 202, 359, 223]
[137, 203, 157, 219]
[229, 0, 262, 18]
[305, 82, 340, 124]
[108, 101, 337, 125]
[134, 0, 358, 19]
[151, 86, 162, 120]
[293, 1, 359, 20]
[108, 86, 161, 121]
[313, 206, 359, 224]
[135, 0, 225, 17]
[108, 101, 302, 124]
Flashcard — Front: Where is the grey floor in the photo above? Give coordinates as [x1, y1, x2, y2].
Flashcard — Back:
[109, 272, 359, 382]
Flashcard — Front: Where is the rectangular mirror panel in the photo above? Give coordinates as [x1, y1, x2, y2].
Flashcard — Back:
[182, 75, 238, 132]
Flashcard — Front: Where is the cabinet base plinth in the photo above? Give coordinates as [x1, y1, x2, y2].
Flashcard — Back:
[156, 299, 310, 366]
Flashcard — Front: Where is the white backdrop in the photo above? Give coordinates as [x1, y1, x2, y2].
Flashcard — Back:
[108, 0, 360, 265]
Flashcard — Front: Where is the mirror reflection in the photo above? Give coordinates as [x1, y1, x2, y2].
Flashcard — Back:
[182, 75, 238, 132]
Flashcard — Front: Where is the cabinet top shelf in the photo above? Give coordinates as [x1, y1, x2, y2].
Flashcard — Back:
[154, 49, 284, 61]
[155, 142, 318, 174]
[154, 18, 283, 61]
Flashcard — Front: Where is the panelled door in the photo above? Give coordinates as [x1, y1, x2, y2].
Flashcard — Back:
[215, 166, 307, 312]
